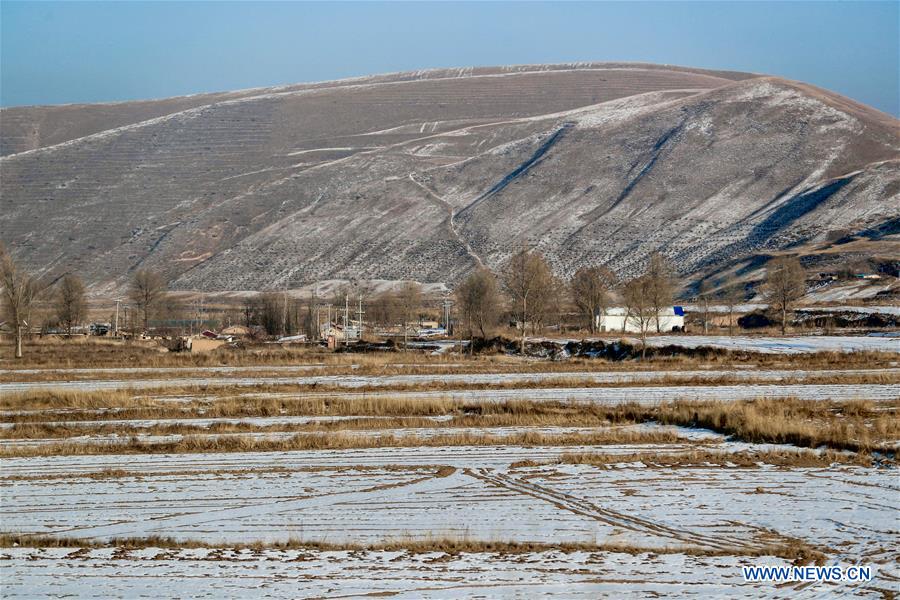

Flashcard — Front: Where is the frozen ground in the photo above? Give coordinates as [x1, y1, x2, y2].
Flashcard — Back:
[1, 448, 896, 598]
[2, 355, 895, 598]
[801, 305, 900, 317]
[3, 451, 896, 554]
[640, 335, 899, 354]
[207, 383, 900, 404]
[1, 365, 896, 393]
[1, 547, 831, 599]
[0, 424, 668, 448]
[681, 304, 900, 316]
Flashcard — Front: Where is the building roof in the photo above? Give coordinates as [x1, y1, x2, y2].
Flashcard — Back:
[602, 307, 684, 317]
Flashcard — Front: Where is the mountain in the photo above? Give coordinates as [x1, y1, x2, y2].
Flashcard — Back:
[1, 63, 897, 295]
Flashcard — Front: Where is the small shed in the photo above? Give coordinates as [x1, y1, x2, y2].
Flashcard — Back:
[188, 337, 226, 353]
[596, 307, 685, 333]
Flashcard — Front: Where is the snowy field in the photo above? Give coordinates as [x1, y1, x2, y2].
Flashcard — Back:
[642, 334, 899, 354]
[2, 351, 897, 598]
[2, 447, 897, 598]
[0, 547, 819, 599]
[1, 364, 897, 393]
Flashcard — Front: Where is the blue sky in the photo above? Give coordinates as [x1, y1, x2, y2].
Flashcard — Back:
[1, 1, 898, 115]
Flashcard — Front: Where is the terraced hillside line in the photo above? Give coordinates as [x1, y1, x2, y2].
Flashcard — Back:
[4, 65, 897, 291]
[408, 173, 485, 269]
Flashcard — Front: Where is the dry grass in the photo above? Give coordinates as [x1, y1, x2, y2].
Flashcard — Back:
[550, 448, 874, 468]
[3, 363, 898, 387]
[4, 364, 896, 420]
[0, 533, 825, 564]
[0, 398, 653, 438]
[1, 392, 655, 423]
[3, 338, 897, 373]
[0, 427, 689, 458]
[0, 413, 633, 440]
[4, 395, 896, 457]
[1, 464, 443, 482]
[654, 398, 900, 454]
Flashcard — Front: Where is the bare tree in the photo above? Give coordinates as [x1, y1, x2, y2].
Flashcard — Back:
[646, 252, 676, 333]
[763, 256, 806, 335]
[55, 274, 86, 337]
[395, 281, 422, 348]
[697, 280, 713, 335]
[257, 292, 283, 336]
[623, 275, 655, 359]
[527, 269, 556, 335]
[0, 245, 44, 358]
[242, 299, 256, 328]
[128, 269, 167, 333]
[719, 285, 744, 336]
[502, 249, 553, 352]
[369, 290, 400, 328]
[570, 266, 616, 334]
[455, 269, 500, 350]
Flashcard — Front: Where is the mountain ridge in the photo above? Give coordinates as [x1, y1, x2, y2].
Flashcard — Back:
[1, 63, 897, 294]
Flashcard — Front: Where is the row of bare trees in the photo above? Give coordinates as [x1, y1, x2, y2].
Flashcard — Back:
[1, 243, 171, 357]
[0, 241, 810, 359]
[454, 249, 683, 354]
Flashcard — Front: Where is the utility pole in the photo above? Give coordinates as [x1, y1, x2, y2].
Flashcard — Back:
[442, 298, 452, 334]
[281, 282, 289, 337]
[313, 282, 320, 340]
[344, 293, 350, 346]
[357, 296, 364, 340]
[114, 300, 120, 337]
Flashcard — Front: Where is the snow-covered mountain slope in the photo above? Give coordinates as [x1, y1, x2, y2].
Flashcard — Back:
[1, 63, 896, 293]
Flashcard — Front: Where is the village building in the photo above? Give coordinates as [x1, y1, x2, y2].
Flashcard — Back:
[187, 336, 227, 353]
[596, 306, 685, 333]
[221, 325, 252, 338]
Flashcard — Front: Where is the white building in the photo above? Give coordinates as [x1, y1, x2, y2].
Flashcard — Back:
[596, 306, 685, 333]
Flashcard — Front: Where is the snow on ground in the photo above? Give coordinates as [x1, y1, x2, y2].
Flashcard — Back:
[682, 303, 900, 316]
[804, 281, 896, 303]
[0, 547, 823, 599]
[801, 305, 900, 316]
[1, 449, 895, 598]
[0, 414, 422, 430]
[229, 383, 899, 403]
[641, 335, 899, 354]
[0, 364, 326, 376]
[2, 383, 896, 412]
[0, 424, 658, 448]
[1, 365, 896, 393]
[3, 452, 895, 554]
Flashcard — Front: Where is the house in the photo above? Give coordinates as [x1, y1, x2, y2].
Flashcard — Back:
[416, 327, 447, 338]
[320, 322, 360, 343]
[596, 306, 685, 333]
[221, 325, 251, 337]
[277, 334, 307, 343]
[187, 336, 227, 353]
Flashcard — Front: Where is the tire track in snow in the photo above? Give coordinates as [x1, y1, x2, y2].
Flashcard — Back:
[467, 468, 780, 554]
[57, 469, 463, 541]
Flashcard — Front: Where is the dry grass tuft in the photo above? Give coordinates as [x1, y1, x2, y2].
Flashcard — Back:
[654, 398, 900, 454]
[0, 427, 689, 458]
[555, 448, 873, 468]
[0, 533, 825, 564]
